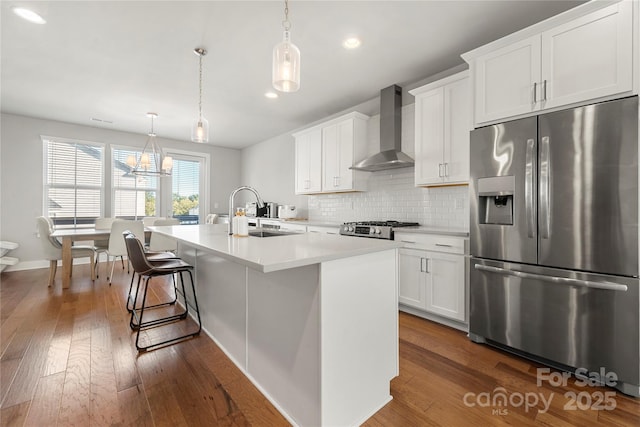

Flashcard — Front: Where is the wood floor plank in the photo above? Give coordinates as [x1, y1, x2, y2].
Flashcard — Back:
[144, 381, 189, 427]
[117, 385, 154, 427]
[0, 359, 20, 406]
[90, 326, 121, 426]
[22, 372, 65, 427]
[0, 402, 29, 427]
[57, 336, 91, 426]
[1, 319, 57, 409]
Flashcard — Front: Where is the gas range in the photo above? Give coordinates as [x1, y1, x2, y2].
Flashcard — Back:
[339, 220, 420, 240]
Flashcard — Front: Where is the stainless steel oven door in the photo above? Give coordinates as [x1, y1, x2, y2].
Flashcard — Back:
[470, 257, 639, 395]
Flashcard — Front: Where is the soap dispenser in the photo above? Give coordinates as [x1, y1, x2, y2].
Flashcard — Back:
[233, 207, 249, 237]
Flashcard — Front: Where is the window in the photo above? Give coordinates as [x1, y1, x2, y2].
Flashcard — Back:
[43, 137, 104, 227]
[112, 147, 158, 219]
[169, 157, 202, 224]
[155, 151, 208, 224]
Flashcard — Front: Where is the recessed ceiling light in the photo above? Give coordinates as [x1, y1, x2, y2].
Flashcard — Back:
[265, 91, 279, 99]
[12, 7, 46, 24]
[342, 37, 361, 49]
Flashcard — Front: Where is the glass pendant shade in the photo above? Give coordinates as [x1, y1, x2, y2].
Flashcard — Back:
[191, 116, 209, 143]
[272, 30, 300, 92]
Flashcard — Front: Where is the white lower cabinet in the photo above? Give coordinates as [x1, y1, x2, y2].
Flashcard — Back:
[396, 232, 468, 325]
[398, 248, 428, 309]
[424, 251, 465, 322]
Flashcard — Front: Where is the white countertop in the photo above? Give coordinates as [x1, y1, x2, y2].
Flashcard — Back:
[249, 217, 469, 236]
[152, 224, 402, 273]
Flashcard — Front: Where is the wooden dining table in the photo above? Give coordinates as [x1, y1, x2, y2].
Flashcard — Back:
[50, 228, 150, 289]
[50, 228, 109, 289]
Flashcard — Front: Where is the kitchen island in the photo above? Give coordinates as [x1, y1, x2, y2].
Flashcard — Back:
[152, 224, 402, 427]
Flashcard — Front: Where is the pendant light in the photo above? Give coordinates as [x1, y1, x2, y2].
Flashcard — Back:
[272, 0, 300, 92]
[127, 113, 173, 176]
[191, 47, 209, 143]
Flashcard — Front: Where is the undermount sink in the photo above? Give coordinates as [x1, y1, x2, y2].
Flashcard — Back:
[248, 228, 300, 238]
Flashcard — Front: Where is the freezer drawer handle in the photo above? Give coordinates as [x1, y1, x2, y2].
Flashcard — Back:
[474, 264, 628, 292]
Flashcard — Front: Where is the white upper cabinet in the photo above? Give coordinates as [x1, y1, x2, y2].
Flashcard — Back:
[463, 1, 635, 126]
[472, 36, 541, 124]
[410, 71, 471, 187]
[541, 2, 633, 109]
[294, 127, 322, 194]
[294, 112, 368, 195]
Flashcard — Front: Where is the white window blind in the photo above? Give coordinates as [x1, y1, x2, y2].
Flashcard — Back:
[112, 148, 158, 219]
[43, 138, 104, 226]
[171, 158, 201, 223]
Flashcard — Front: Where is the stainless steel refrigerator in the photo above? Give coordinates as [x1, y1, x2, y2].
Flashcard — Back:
[469, 96, 639, 396]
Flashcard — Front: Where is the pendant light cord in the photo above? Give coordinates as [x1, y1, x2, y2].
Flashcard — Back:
[282, 0, 291, 31]
[198, 53, 203, 121]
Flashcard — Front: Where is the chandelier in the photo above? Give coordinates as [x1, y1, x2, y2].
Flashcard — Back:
[126, 113, 173, 176]
[272, 0, 300, 92]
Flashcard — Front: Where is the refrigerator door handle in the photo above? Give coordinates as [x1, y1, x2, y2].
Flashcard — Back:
[539, 136, 551, 239]
[525, 138, 536, 238]
[474, 264, 628, 292]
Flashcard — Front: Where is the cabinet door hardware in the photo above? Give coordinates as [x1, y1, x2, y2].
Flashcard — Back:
[542, 79, 547, 101]
[435, 243, 452, 248]
[444, 163, 449, 177]
[532, 81, 537, 104]
[400, 240, 416, 244]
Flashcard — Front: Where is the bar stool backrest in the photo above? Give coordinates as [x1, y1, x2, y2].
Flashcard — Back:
[123, 232, 155, 276]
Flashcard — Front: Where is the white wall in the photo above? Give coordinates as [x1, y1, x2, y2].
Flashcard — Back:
[239, 133, 309, 217]
[0, 113, 241, 267]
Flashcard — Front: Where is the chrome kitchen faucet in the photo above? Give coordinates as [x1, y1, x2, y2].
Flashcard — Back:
[228, 186, 265, 235]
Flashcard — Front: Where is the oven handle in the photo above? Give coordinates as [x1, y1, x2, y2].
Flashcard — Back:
[474, 264, 628, 292]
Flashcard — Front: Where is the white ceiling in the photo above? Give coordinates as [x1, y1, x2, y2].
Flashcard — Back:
[1, 0, 584, 149]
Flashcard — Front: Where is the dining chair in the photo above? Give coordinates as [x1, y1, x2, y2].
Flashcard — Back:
[36, 216, 95, 286]
[94, 217, 115, 278]
[148, 218, 180, 252]
[107, 219, 143, 285]
[124, 232, 201, 351]
[142, 217, 158, 227]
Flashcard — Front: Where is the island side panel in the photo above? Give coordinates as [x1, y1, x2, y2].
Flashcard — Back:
[187, 244, 248, 370]
[246, 265, 321, 427]
[320, 248, 399, 426]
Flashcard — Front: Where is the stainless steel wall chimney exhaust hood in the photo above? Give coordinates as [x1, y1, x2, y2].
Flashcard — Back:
[350, 84, 414, 172]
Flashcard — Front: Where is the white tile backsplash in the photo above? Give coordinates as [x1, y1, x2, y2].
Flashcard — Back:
[307, 169, 469, 230]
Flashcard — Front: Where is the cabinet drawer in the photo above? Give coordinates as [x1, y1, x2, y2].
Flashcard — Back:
[307, 225, 340, 234]
[279, 223, 307, 232]
[395, 232, 466, 254]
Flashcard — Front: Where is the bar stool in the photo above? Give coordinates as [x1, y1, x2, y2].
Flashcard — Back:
[122, 231, 178, 314]
[123, 232, 201, 351]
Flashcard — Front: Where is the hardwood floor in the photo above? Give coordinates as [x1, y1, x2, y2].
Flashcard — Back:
[1, 265, 638, 426]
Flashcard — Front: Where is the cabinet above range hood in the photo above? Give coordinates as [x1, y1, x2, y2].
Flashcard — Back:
[350, 84, 414, 172]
